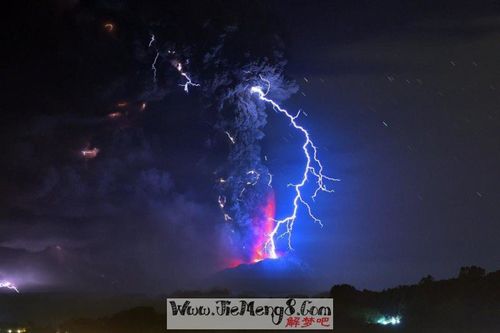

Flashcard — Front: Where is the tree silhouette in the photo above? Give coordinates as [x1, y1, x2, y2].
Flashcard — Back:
[458, 266, 486, 280]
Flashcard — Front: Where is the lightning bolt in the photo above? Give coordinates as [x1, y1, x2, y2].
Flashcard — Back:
[224, 131, 236, 144]
[148, 33, 155, 47]
[148, 34, 160, 83]
[267, 172, 273, 187]
[151, 52, 159, 83]
[159, 54, 333, 259]
[0, 281, 19, 293]
[250, 76, 339, 258]
[176, 63, 200, 93]
[147, 34, 199, 93]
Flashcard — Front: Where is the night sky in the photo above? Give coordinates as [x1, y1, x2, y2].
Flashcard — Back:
[1, 0, 499, 294]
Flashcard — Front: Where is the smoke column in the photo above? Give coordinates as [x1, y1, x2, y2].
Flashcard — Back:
[201, 28, 298, 264]
[138, 24, 334, 267]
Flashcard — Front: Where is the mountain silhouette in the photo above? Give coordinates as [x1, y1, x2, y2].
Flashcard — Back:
[207, 255, 315, 295]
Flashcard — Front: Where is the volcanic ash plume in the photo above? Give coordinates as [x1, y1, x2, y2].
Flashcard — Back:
[202, 29, 297, 264]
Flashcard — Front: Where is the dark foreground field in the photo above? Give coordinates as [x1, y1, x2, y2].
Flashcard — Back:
[1, 266, 499, 333]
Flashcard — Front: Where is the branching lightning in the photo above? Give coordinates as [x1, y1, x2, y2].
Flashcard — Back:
[250, 76, 339, 258]
[0, 281, 19, 293]
[147, 34, 199, 93]
[175, 62, 200, 93]
[144, 37, 332, 261]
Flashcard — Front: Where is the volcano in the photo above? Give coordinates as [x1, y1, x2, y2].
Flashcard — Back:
[207, 255, 315, 295]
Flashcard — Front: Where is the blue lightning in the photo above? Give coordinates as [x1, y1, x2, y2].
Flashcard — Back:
[250, 77, 339, 258]
[160, 54, 333, 259]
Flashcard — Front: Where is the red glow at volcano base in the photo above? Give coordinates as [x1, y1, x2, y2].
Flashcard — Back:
[222, 190, 279, 269]
[250, 190, 278, 263]
[227, 259, 244, 269]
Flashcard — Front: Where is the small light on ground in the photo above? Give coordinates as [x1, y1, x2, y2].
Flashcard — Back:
[376, 315, 402, 326]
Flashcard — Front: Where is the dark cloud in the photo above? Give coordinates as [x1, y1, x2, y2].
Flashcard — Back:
[0, 114, 225, 291]
[1, 0, 295, 292]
